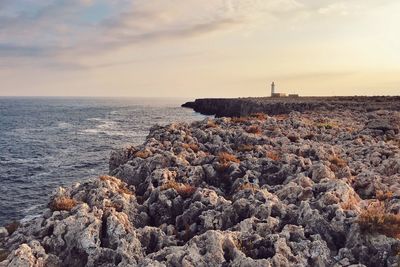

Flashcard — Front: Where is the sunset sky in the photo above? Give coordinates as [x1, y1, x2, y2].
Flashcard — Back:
[0, 0, 399, 97]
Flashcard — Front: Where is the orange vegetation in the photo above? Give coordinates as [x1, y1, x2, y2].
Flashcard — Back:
[235, 183, 259, 192]
[231, 117, 249, 123]
[161, 181, 196, 198]
[236, 144, 254, 152]
[50, 197, 77, 211]
[182, 143, 200, 153]
[250, 113, 267, 120]
[206, 120, 218, 128]
[246, 125, 262, 135]
[357, 201, 400, 239]
[266, 151, 280, 161]
[376, 190, 394, 201]
[99, 175, 132, 195]
[329, 156, 347, 168]
[217, 152, 240, 172]
[134, 150, 151, 159]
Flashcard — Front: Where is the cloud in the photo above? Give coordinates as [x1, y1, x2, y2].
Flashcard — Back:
[0, 0, 397, 69]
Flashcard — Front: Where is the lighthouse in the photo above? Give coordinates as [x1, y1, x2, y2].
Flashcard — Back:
[271, 82, 275, 95]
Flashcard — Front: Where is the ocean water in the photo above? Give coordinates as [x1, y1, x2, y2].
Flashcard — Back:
[0, 97, 206, 225]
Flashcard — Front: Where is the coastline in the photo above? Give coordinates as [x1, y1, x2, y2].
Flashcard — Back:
[1, 98, 400, 266]
[182, 96, 400, 117]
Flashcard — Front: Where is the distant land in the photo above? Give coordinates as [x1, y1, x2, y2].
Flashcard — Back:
[182, 96, 400, 117]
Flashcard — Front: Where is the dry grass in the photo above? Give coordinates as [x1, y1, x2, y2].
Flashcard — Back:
[182, 143, 200, 153]
[50, 197, 77, 212]
[246, 125, 262, 135]
[218, 152, 240, 164]
[0, 249, 9, 262]
[231, 117, 249, 123]
[329, 156, 347, 168]
[134, 150, 151, 159]
[274, 114, 289, 121]
[340, 194, 360, 210]
[4, 220, 20, 235]
[217, 152, 240, 172]
[235, 183, 259, 192]
[316, 122, 335, 129]
[161, 181, 196, 198]
[250, 113, 267, 120]
[376, 190, 394, 201]
[287, 135, 299, 142]
[99, 175, 132, 195]
[236, 144, 254, 152]
[329, 156, 347, 172]
[357, 201, 400, 239]
[206, 120, 218, 128]
[303, 133, 315, 140]
[266, 151, 280, 161]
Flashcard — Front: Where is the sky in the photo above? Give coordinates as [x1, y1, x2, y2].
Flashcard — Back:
[0, 0, 399, 97]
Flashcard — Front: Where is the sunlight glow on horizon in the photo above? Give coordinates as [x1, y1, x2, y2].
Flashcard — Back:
[0, 0, 399, 97]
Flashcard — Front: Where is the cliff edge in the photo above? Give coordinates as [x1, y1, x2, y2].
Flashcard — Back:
[182, 96, 400, 117]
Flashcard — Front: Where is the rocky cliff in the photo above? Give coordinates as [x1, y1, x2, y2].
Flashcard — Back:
[182, 96, 400, 117]
[1, 108, 400, 266]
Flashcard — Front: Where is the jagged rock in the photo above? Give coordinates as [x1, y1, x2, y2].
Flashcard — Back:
[2, 109, 400, 267]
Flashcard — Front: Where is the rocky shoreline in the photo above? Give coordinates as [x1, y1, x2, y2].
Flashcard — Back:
[182, 96, 400, 117]
[1, 106, 400, 266]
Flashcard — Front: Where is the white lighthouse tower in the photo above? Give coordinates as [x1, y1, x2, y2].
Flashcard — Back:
[271, 81, 275, 96]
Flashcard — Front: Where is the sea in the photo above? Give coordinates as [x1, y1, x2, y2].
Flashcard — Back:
[0, 97, 206, 225]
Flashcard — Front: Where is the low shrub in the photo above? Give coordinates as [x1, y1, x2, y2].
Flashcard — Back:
[99, 175, 132, 195]
[218, 152, 240, 164]
[217, 152, 240, 172]
[329, 156, 347, 168]
[161, 181, 196, 198]
[206, 120, 218, 128]
[246, 125, 262, 135]
[134, 150, 151, 159]
[266, 151, 280, 161]
[357, 201, 400, 239]
[0, 249, 9, 262]
[4, 220, 20, 235]
[316, 123, 334, 129]
[376, 190, 394, 201]
[182, 143, 199, 153]
[235, 183, 259, 192]
[231, 117, 249, 123]
[287, 135, 299, 142]
[236, 144, 254, 152]
[50, 197, 77, 212]
[250, 113, 267, 120]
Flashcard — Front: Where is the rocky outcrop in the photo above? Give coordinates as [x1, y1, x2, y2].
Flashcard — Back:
[182, 96, 400, 117]
[1, 109, 400, 266]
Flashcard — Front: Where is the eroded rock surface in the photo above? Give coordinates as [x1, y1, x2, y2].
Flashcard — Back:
[1, 110, 400, 267]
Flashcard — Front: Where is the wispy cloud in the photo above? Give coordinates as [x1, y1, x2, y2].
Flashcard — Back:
[0, 0, 398, 69]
